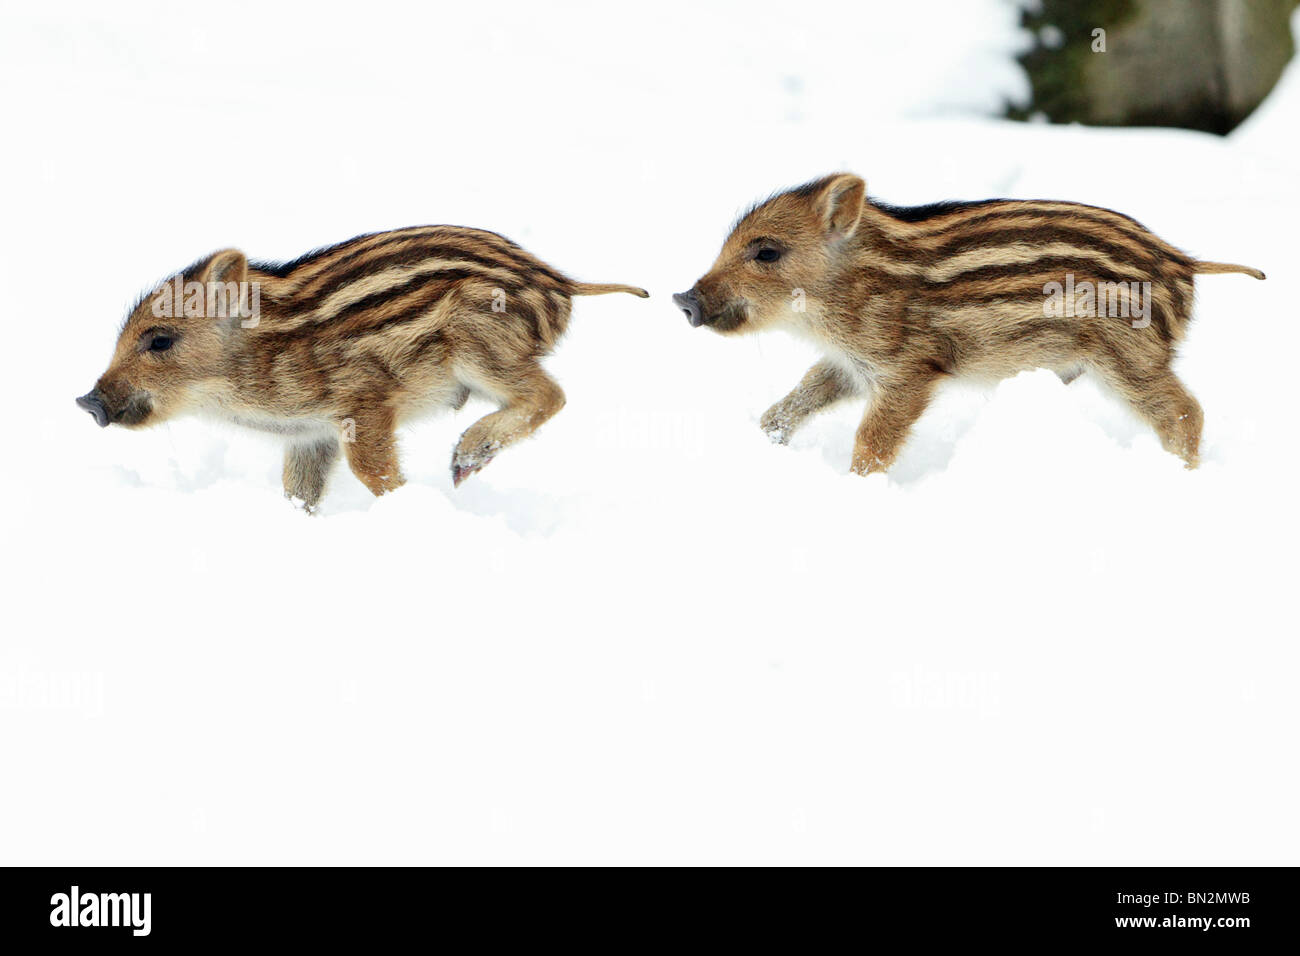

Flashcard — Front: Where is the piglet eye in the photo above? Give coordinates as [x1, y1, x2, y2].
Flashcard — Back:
[148, 335, 174, 352]
[755, 247, 782, 263]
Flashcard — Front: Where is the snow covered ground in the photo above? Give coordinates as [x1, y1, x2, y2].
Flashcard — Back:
[1, 0, 1296, 864]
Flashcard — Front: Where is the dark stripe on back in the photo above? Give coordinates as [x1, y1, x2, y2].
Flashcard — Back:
[327, 268, 526, 328]
[276, 240, 549, 316]
[897, 201, 1193, 265]
[249, 230, 420, 278]
[870, 198, 1011, 223]
[923, 224, 1166, 273]
[255, 273, 470, 352]
[927, 256, 1150, 291]
[250, 226, 572, 288]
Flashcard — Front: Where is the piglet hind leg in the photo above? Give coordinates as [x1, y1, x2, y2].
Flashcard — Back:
[1094, 359, 1203, 468]
[451, 365, 565, 486]
[1151, 374, 1203, 468]
[283, 434, 341, 513]
[340, 406, 406, 496]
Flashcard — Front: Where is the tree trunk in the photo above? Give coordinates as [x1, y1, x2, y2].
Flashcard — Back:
[1010, 0, 1295, 135]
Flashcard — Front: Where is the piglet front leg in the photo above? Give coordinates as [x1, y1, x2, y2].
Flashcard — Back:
[849, 373, 939, 476]
[761, 359, 861, 445]
[340, 406, 405, 497]
[283, 435, 341, 512]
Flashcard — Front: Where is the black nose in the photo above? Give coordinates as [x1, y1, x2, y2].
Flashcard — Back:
[76, 391, 110, 427]
[673, 289, 705, 328]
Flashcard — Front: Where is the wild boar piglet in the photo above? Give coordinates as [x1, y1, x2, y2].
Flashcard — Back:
[674, 173, 1264, 474]
[77, 226, 647, 510]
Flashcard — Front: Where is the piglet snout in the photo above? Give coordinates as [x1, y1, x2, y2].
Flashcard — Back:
[673, 289, 705, 327]
[76, 390, 110, 427]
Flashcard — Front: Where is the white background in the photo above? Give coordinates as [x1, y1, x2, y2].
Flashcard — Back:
[1, 0, 1296, 864]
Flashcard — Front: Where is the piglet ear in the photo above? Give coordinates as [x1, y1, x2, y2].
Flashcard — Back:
[200, 248, 248, 287]
[815, 174, 866, 240]
[194, 249, 251, 324]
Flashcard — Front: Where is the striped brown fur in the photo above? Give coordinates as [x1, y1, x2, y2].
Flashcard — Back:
[78, 225, 647, 509]
[674, 173, 1265, 474]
